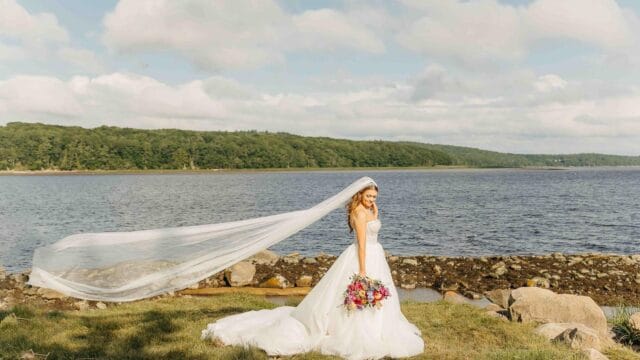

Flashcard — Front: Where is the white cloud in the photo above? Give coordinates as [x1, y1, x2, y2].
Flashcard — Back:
[102, 0, 384, 70]
[526, 0, 633, 49]
[0, 41, 26, 61]
[397, 1, 527, 64]
[397, 0, 637, 66]
[0, 0, 68, 44]
[0, 75, 81, 116]
[533, 74, 568, 93]
[291, 9, 384, 53]
[57, 47, 105, 74]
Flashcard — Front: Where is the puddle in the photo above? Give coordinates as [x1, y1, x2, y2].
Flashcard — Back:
[265, 288, 639, 319]
[265, 287, 491, 308]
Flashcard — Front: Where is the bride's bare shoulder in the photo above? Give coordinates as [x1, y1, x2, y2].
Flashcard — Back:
[352, 205, 367, 222]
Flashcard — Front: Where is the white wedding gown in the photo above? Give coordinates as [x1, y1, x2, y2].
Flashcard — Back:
[201, 218, 425, 359]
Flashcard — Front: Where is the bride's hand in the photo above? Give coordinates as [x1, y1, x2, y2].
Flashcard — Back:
[359, 270, 366, 277]
[371, 201, 378, 218]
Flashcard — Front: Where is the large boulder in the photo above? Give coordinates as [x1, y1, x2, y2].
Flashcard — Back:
[535, 323, 608, 351]
[556, 326, 602, 351]
[224, 261, 256, 287]
[509, 287, 608, 337]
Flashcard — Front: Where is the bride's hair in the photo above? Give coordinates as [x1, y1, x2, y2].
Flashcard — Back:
[346, 184, 379, 233]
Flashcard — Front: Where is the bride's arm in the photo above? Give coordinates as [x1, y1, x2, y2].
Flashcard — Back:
[353, 209, 367, 276]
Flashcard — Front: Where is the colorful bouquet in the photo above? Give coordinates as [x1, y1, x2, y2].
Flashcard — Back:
[342, 273, 390, 313]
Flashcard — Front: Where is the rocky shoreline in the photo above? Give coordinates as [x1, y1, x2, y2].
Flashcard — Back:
[1, 252, 640, 312]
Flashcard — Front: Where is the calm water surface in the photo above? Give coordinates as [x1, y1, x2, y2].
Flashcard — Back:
[1, 168, 639, 272]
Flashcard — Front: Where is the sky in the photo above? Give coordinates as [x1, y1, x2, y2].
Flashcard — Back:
[1, 0, 640, 155]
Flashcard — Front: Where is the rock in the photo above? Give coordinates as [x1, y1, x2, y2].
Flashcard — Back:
[295, 275, 313, 287]
[443, 291, 467, 304]
[96, 302, 107, 310]
[510, 264, 522, 271]
[484, 289, 511, 309]
[400, 281, 417, 289]
[630, 254, 640, 262]
[224, 261, 256, 287]
[628, 312, 640, 331]
[463, 290, 482, 300]
[620, 257, 635, 266]
[491, 262, 508, 276]
[535, 322, 592, 341]
[37, 287, 67, 299]
[509, 287, 608, 337]
[283, 253, 301, 264]
[388, 256, 399, 262]
[568, 257, 583, 266]
[582, 348, 609, 360]
[556, 326, 602, 351]
[302, 257, 317, 264]
[0, 266, 5, 280]
[434, 277, 458, 292]
[74, 300, 90, 311]
[484, 303, 504, 312]
[485, 310, 509, 321]
[260, 275, 291, 289]
[19, 350, 36, 360]
[247, 250, 279, 266]
[526, 277, 550, 289]
[433, 265, 442, 275]
[10, 273, 28, 288]
[402, 258, 418, 266]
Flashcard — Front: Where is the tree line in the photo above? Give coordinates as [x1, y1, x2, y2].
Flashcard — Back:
[1, 122, 639, 171]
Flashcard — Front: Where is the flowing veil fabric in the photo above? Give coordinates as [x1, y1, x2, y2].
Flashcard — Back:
[26, 176, 378, 302]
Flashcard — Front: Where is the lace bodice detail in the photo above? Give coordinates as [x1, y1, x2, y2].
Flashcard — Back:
[355, 218, 381, 244]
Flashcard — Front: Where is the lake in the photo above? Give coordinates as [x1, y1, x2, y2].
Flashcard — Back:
[1, 168, 639, 273]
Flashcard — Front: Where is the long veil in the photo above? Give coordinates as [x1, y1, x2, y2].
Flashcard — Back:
[26, 176, 378, 302]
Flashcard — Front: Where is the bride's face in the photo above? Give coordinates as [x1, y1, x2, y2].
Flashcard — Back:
[360, 189, 378, 209]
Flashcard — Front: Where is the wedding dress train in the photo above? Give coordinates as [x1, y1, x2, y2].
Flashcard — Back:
[201, 218, 425, 359]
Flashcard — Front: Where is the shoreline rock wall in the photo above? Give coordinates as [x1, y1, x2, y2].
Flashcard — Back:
[2, 251, 640, 311]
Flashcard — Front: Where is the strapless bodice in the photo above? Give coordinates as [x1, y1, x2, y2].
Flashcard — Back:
[354, 218, 380, 244]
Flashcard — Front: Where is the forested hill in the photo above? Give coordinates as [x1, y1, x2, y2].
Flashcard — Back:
[1, 122, 639, 171]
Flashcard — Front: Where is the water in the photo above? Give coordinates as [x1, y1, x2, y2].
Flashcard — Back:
[1, 168, 639, 272]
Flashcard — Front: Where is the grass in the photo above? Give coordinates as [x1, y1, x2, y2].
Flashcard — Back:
[0, 294, 638, 360]
[610, 305, 640, 349]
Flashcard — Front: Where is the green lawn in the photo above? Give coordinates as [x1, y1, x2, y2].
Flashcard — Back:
[1, 293, 638, 359]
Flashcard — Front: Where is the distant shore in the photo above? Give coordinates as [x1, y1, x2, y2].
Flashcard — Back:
[1, 165, 626, 176]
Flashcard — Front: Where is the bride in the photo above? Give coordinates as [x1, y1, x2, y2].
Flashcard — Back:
[201, 181, 425, 359]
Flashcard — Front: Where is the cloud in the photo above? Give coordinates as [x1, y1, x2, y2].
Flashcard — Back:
[0, 0, 69, 45]
[0, 41, 26, 61]
[291, 9, 384, 53]
[1, 70, 639, 155]
[57, 47, 105, 74]
[102, 0, 384, 70]
[397, 0, 637, 66]
[0, 75, 81, 116]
